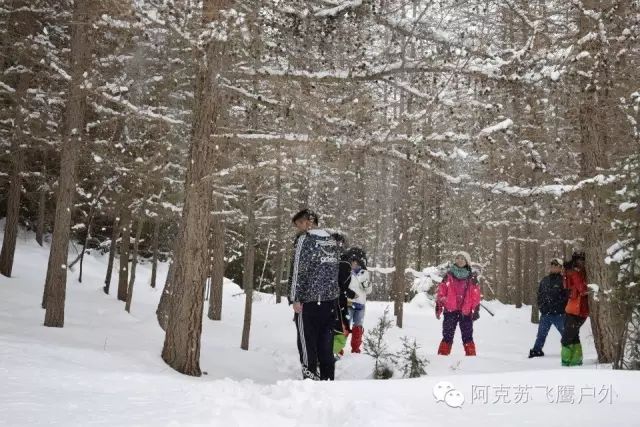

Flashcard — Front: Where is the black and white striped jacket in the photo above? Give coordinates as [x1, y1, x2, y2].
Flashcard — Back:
[288, 229, 340, 304]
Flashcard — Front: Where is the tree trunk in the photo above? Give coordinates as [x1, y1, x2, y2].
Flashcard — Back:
[150, 215, 160, 288]
[76, 189, 106, 283]
[499, 225, 509, 303]
[490, 229, 498, 301]
[77, 218, 92, 283]
[156, 261, 176, 330]
[0, 138, 24, 278]
[43, 0, 93, 327]
[415, 176, 427, 271]
[531, 244, 540, 324]
[36, 161, 47, 247]
[208, 207, 225, 321]
[118, 209, 131, 302]
[577, 0, 629, 364]
[514, 235, 523, 308]
[161, 0, 230, 376]
[391, 161, 411, 327]
[272, 146, 285, 304]
[241, 169, 257, 351]
[125, 217, 145, 313]
[275, 251, 286, 304]
[104, 215, 120, 294]
[0, 3, 36, 277]
[522, 238, 532, 306]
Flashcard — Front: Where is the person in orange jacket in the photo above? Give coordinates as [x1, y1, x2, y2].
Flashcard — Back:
[561, 251, 589, 366]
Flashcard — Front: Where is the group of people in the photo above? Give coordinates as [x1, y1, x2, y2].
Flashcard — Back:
[529, 251, 589, 366]
[287, 209, 372, 381]
[433, 249, 591, 367]
[286, 207, 589, 381]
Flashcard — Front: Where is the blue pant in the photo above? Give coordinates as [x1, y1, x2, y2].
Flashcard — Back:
[442, 311, 474, 344]
[348, 302, 366, 327]
[533, 313, 565, 352]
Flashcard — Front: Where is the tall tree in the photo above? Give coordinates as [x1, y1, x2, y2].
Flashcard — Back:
[42, 0, 95, 326]
[161, 0, 232, 376]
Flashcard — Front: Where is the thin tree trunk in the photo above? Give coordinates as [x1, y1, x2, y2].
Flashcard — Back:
[125, 217, 144, 313]
[273, 243, 284, 304]
[272, 146, 285, 304]
[43, 0, 93, 327]
[36, 161, 47, 247]
[208, 208, 225, 321]
[514, 234, 523, 309]
[241, 169, 257, 351]
[77, 219, 92, 283]
[118, 209, 131, 302]
[499, 225, 509, 303]
[490, 228, 498, 301]
[150, 215, 160, 288]
[161, 0, 230, 376]
[531, 244, 540, 324]
[75, 186, 107, 282]
[522, 238, 531, 306]
[104, 215, 120, 294]
[415, 188, 426, 271]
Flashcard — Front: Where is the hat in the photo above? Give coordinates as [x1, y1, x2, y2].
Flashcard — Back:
[454, 251, 472, 265]
[550, 258, 564, 267]
[346, 247, 368, 268]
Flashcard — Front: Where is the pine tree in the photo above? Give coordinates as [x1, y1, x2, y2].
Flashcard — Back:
[363, 308, 396, 380]
[397, 337, 429, 379]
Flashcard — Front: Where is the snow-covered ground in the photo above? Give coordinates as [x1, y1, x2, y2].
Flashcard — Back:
[1, 230, 639, 426]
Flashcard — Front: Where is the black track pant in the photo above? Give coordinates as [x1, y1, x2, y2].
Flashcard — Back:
[561, 314, 586, 346]
[294, 300, 337, 381]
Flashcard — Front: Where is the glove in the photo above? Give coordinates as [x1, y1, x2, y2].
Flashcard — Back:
[472, 305, 480, 321]
[435, 304, 443, 320]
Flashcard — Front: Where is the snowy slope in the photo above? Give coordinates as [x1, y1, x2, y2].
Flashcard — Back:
[1, 230, 639, 427]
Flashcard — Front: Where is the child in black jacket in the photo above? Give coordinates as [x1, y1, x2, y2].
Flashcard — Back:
[529, 258, 569, 358]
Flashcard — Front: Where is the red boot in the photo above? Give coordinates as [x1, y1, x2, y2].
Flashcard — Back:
[464, 342, 476, 356]
[351, 325, 363, 353]
[437, 341, 452, 355]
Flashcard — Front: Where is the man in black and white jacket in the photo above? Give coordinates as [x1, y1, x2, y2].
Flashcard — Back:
[288, 209, 340, 380]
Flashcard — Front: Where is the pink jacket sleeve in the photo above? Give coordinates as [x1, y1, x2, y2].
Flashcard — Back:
[436, 277, 448, 305]
[469, 285, 481, 308]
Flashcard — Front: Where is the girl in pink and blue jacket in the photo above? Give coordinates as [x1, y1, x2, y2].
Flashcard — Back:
[435, 251, 481, 356]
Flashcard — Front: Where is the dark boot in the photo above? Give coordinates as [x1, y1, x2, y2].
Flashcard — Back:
[437, 340, 452, 355]
[529, 349, 544, 358]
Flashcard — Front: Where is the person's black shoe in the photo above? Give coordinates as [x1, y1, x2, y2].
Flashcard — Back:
[529, 349, 544, 358]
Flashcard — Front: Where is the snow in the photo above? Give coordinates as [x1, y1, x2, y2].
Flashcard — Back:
[314, 1, 363, 18]
[619, 202, 637, 212]
[478, 118, 514, 137]
[1, 231, 639, 426]
[0, 81, 16, 93]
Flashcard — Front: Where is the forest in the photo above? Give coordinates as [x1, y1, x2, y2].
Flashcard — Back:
[1, 0, 639, 386]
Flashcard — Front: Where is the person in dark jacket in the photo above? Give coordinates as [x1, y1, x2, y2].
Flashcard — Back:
[288, 209, 340, 380]
[331, 232, 355, 359]
[529, 258, 568, 358]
